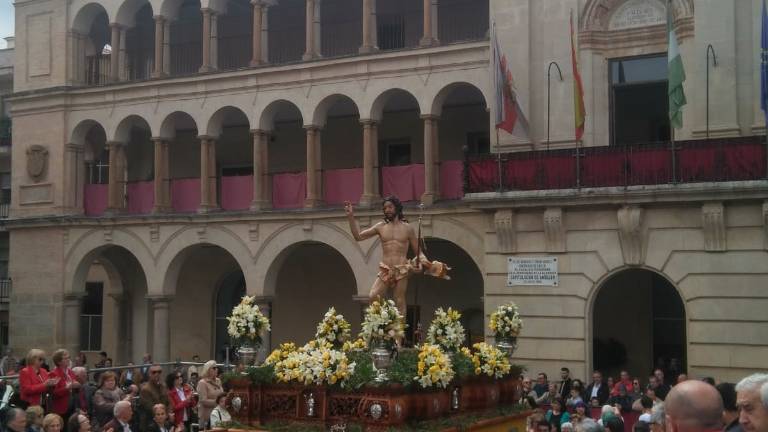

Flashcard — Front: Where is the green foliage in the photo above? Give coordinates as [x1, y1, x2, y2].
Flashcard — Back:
[214, 420, 248, 429]
[509, 363, 526, 378]
[246, 364, 276, 385]
[451, 352, 474, 380]
[344, 351, 376, 390]
[220, 371, 244, 387]
[388, 348, 419, 388]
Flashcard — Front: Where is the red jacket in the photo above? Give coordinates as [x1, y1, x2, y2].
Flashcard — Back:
[19, 366, 51, 407]
[168, 384, 196, 426]
[48, 366, 78, 415]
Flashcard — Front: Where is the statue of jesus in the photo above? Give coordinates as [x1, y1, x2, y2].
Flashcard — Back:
[344, 196, 450, 316]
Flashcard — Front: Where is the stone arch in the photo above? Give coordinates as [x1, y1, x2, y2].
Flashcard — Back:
[585, 265, 689, 376]
[424, 217, 485, 270]
[159, 111, 200, 139]
[115, 0, 154, 27]
[368, 88, 422, 122]
[71, 2, 111, 33]
[64, 228, 156, 296]
[310, 94, 361, 128]
[254, 222, 371, 298]
[257, 99, 304, 132]
[429, 81, 489, 118]
[205, 106, 251, 138]
[156, 226, 255, 296]
[113, 115, 153, 143]
[71, 119, 107, 146]
[581, 0, 694, 32]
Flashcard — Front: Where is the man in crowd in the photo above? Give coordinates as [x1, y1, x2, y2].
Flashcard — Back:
[104, 400, 134, 432]
[534, 373, 549, 397]
[3, 407, 27, 432]
[736, 373, 768, 432]
[141, 354, 153, 378]
[614, 370, 634, 395]
[0, 348, 18, 376]
[73, 366, 96, 419]
[559, 367, 574, 400]
[717, 382, 744, 432]
[585, 370, 609, 406]
[139, 364, 170, 431]
[649, 373, 670, 400]
[665, 380, 724, 432]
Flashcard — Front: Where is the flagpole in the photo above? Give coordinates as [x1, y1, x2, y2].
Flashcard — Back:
[496, 128, 503, 192]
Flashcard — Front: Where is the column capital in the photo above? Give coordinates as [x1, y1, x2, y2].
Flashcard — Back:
[153, 14, 166, 22]
[65, 143, 85, 152]
[201, 7, 214, 14]
[250, 0, 265, 6]
[250, 129, 270, 136]
[359, 119, 378, 127]
[420, 114, 440, 121]
[105, 140, 125, 149]
[63, 292, 87, 303]
[109, 22, 123, 30]
[197, 135, 217, 141]
[147, 294, 174, 304]
[303, 125, 322, 132]
[151, 136, 168, 143]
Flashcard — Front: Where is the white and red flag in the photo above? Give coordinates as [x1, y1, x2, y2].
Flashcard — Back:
[493, 22, 530, 139]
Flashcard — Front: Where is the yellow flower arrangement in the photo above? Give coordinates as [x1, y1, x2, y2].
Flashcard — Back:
[488, 302, 523, 338]
[360, 299, 406, 345]
[272, 340, 356, 387]
[415, 343, 454, 388]
[265, 342, 297, 366]
[469, 342, 511, 378]
[315, 307, 352, 347]
[342, 337, 368, 352]
[425, 307, 466, 352]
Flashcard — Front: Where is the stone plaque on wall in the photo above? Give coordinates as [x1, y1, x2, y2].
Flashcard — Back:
[608, 0, 666, 30]
[20, 183, 54, 205]
[26, 13, 52, 77]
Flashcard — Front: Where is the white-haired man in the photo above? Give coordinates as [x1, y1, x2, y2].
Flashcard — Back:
[103, 400, 133, 432]
[736, 373, 768, 432]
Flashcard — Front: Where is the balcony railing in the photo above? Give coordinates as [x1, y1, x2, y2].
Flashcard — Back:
[466, 137, 768, 193]
[0, 279, 10, 303]
[86, 54, 111, 86]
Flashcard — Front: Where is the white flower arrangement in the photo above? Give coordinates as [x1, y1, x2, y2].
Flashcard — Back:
[425, 307, 465, 352]
[315, 307, 352, 347]
[489, 302, 523, 339]
[469, 342, 511, 379]
[272, 340, 355, 387]
[415, 343, 455, 388]
[226, 295, 271, 347]
[360, 299, 406, 345]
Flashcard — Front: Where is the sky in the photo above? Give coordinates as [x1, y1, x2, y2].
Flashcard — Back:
[0, 0, 13, 49]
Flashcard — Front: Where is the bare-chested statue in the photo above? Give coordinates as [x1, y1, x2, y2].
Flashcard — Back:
[345, 196, 450, 316]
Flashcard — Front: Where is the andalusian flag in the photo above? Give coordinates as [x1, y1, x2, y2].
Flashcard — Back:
[570, 10, 586, 141]
[492, 22, 530, 139]
[667, 1, 687, 130]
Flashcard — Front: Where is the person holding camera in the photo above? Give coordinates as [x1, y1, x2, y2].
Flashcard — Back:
[19, 349, 60, 409]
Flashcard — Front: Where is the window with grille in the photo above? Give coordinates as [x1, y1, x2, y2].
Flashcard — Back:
[80, 282, 103, 351]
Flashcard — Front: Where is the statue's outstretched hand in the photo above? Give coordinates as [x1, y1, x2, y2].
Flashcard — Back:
[344, 201, 354, 216]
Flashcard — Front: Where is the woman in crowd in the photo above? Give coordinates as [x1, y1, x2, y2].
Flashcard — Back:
[93, 371, 135, 430]
[196, 360, 224, 429]
[66, 413, 91, 432]
[146, 403, 176, 432]
[19, 349, 58, 408]
[73, 353, 88, 368]
[167, 371, 195, 431]
[41, 414, 63, 432]
[545, 397, 571, 432]
[566, 382, 584, 409]
[570, 401, 589, 425]
[25, 405, 44, 432]
[119, 363, 142, 389]
[209, 394, 231, 428]
[48, 350, 80, 419]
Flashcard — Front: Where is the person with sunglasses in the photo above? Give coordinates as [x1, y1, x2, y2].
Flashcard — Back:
[19, 349, 59, 409]
[166, 373, 195, 432]
[138, 366, 170, 432]
[195, 361, 223, 429]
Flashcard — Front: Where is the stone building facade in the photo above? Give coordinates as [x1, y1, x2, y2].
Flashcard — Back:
[6, 0, 768, 382]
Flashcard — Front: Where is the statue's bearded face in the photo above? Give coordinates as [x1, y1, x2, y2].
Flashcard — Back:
[382, 201, 396, 222]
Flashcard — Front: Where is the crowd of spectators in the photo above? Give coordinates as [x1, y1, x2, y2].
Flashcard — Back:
[0, 348, 231, 432]
[523, 367, 768, 432]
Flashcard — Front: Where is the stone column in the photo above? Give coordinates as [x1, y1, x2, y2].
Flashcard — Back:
[200, 8, 214, 72]
[302, 0, 316, 60]
[62, 294, 85, 355]
[109, 23, 121, 82]
[148, 295, 173, 363]
[250, 130, 270, 210]
[421, 115, 439, 205]
[250, 1, 264, 66]
[152, 138, 170, 213]
[152, 15, 166, 78]
[64, 143, 85, 212]
[107, 293, 128, 364]
[359, 0, 378, 53]
[253, 297, 273, 361]
[210, 12, 219, 69]
[163, 20, 171, 75]
[106, 141, 126, 212]
[118, 27, 128, 80]
[304, 126, 322, 207]
[359, 120, 379, 207]
[199, 136, 218, 212]
[419, 0, 438, 47]
[261, 5, 270, 63]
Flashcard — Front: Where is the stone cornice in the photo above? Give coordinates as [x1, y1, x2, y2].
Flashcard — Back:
[9, 42, 489, 117]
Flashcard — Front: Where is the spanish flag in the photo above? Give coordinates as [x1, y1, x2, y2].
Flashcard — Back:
[570, 10, 586, 141]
